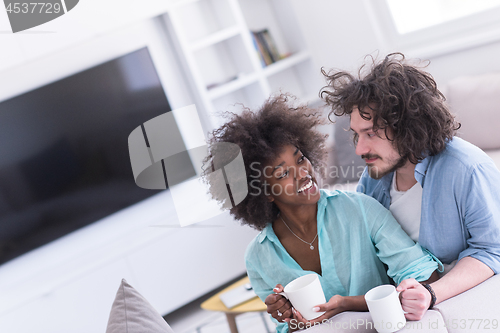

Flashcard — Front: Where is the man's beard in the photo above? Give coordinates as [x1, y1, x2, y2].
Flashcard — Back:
[363, 154, 407, 180]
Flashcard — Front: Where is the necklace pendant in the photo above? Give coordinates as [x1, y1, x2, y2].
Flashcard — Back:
[310, 245, 314, 250]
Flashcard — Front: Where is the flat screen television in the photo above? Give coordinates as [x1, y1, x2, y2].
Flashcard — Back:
[0, 47, 191, 265]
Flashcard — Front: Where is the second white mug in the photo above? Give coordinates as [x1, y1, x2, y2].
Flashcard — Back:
[365, 284, 406, 333]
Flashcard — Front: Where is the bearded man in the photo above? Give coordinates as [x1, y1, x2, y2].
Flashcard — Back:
[321, 53, 500, 319]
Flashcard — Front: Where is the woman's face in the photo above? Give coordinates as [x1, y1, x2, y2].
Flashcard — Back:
[262, 144, 321, 208]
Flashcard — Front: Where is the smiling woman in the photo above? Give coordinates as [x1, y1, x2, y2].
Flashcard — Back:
[203, 94, 441, 333]
[204, 93, 327, 231]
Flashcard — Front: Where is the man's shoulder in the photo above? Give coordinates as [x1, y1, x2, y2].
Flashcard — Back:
[432, 137, 493, 169]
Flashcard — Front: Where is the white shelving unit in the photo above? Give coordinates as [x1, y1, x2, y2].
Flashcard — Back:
[164, 0, 323, 131]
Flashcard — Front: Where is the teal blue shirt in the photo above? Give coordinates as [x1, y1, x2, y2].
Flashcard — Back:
[245, 190, 439, 333]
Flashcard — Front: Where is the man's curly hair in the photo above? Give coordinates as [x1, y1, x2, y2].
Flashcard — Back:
[320, 53, 460, 164]
[204, 94, 327, 230]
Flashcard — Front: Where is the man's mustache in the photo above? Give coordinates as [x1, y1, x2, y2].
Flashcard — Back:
[361, 154, 381, 160]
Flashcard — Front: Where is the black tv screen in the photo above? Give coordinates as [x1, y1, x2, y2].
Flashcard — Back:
[0, 47, 179, 265]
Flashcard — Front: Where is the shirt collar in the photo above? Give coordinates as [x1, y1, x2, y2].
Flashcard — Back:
[257, 223, 275, 243]
[256, 189, 339, 244]
[381, 172, 393, 189]
[414, 156, 430, 186]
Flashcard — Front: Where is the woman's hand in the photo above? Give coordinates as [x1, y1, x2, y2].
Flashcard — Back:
[289, 295, 346, 327]
[264, 284, 293, 323]
[397, 278, 431, 320]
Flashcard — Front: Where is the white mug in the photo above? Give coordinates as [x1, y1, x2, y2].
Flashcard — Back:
[365, 285, 406, 333]
[278, 274, 326, 320]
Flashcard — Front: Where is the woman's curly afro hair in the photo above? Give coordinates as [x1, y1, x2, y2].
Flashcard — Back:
[204, 94, 328, 230]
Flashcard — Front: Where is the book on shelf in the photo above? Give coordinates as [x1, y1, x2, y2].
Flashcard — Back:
[251, 31, 272, 66]
[251, 29, 281, 66]
[260, 29, 281, 62]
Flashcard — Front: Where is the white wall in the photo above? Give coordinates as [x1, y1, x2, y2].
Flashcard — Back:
[3, 0, 500, 105]
[290, 0, 381, 74]
[0, 0, 184, 75]
[290, 0, 500, 87]
[427, 41, 500, 84]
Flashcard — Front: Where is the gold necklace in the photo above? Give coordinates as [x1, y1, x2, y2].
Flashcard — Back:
[279, 214, 318, 250]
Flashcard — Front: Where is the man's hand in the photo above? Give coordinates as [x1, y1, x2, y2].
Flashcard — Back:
[264, 284, 292, 323]
[397, 278, 431, 320]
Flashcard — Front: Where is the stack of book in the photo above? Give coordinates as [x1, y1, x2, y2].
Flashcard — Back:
[251, 29, 282, 67]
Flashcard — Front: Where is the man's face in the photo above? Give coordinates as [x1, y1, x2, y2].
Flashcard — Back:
[350, 107, 406, 179]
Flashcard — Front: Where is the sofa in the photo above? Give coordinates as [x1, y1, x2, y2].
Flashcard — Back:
[443, 71, 500, 168]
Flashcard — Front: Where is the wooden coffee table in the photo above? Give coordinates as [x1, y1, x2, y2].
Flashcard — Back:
[201, 276, 271, 333]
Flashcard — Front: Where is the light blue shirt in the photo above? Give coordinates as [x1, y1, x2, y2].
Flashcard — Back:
[245, 190, 438, 333]
[357, 137, 500, 272]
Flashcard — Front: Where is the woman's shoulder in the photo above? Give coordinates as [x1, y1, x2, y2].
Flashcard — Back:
[244, 224, 273, 263]
[244, 232, 262, 260]
[319, 189, 387, 219]
[319, 188, 374, 205]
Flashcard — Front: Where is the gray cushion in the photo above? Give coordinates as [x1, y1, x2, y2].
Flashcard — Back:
[485, 149, 500, 171]
[445, 72, 500, 150]
[106, 279, 174, 333]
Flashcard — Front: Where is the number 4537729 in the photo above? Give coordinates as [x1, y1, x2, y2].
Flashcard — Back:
[6, 3, 62, 14]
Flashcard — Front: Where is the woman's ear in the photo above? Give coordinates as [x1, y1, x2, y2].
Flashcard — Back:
[266, 194, 274, 203]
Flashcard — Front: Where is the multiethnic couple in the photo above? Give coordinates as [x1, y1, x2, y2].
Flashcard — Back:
[203, 53, 500, 333]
